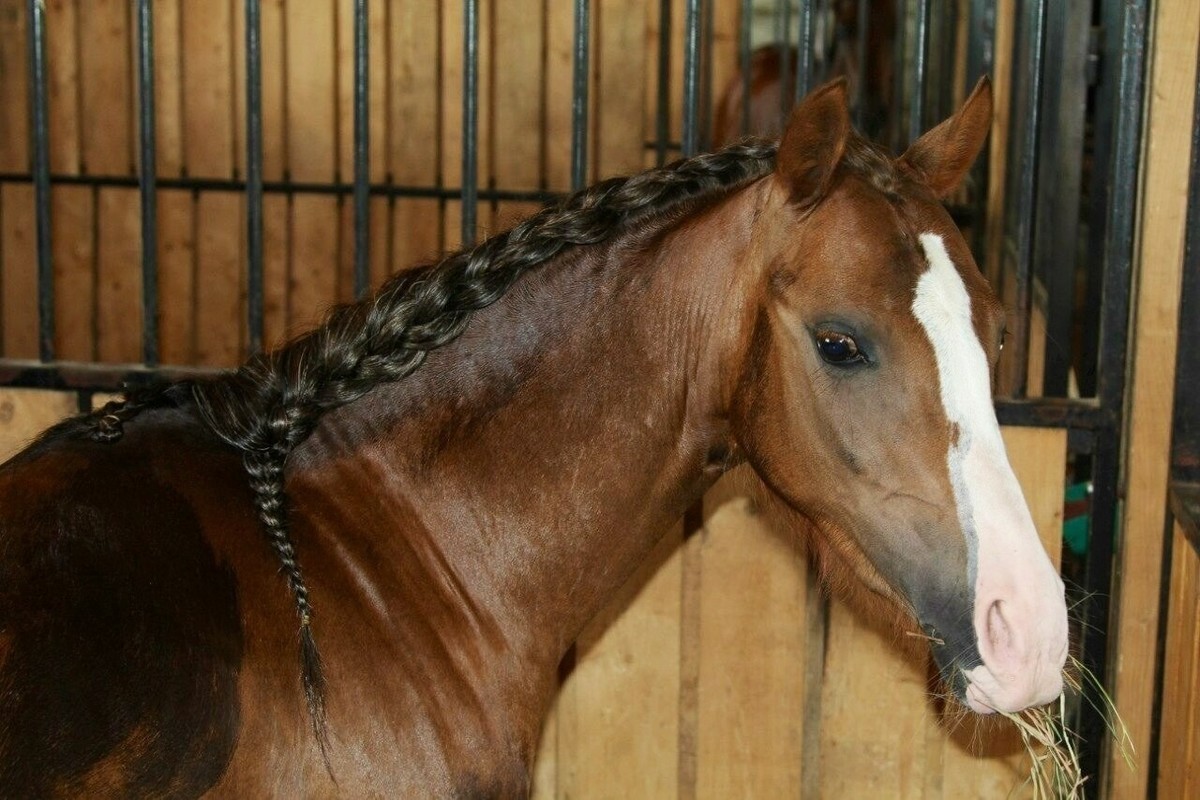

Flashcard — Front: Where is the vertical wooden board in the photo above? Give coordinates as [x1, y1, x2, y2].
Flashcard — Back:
[491, 0, 543, 227]
[285, 0, 336, 183]
[288, 194, 338, 338]
[1180, 541, 1200, 800]
[78, 0, 132, 175]
[1, 184, 37, 359]
[157, 189, 194, 365]
[46, 0, 81, 174]
[0, 0, 29, 173]
[543, 0, 575, 192]
[153, 0, 183, 176]
[389, 1, 441, 271]
[51, 185, 95, 361]
[234, 0, 286, 181]
[336, 0, 387, 183]
[1000, 426, 1067, 566]
[181, 0, 234, 178]
[556, 526, 682, 799]
[262, 192, 289, 347]
[1111, 1, 1200, 794]
[983, 0, 1014, 286]
[594, 0, 646, 178]
[0, 389, 78, 463]
[694, 473, 808, 798]
[194, 192, 244, 367]
[95, 187, 141, 363]
[819, 598, 933, 800]
[1157, 526, 1196, 798]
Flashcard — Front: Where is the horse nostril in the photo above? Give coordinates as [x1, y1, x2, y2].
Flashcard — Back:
[986, 600, 1013, 655]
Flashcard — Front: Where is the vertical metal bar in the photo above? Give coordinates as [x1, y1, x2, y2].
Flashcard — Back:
[699, 0, 715, 151]
[461, 0, 479, 247]
[136, 0, 159, 365]
[245, 0, 265, 354]
[1080, 0, 1147, 787]
[25, 0, 53, 362]
[352, 0, 370, 298]
[794, 0, 813, 100]
[907, 0, 931, 145]
[854, 0, 869, 128]
[655, 0, 672, 165]
[682, 0, 702, 156]
[1009, 0, 1047, 398]
[739, 0, 752, 136]
[778, 0, 792, 121]
[571, 0, 590, 190]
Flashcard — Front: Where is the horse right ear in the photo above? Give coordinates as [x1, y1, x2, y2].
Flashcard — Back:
[775, 79, 851, 208]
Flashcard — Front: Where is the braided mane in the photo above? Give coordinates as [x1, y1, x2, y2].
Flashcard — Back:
[133, 141, 778, 753]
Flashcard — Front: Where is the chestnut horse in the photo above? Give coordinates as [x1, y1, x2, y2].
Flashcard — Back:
[0, 79, 1065, 797]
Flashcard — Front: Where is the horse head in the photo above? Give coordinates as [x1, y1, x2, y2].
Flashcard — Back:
[729, 78, 1067, 714]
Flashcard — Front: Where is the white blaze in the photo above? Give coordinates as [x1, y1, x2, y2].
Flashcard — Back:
[912, 232, 1067, 714]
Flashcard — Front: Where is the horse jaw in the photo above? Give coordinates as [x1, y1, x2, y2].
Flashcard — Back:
[912, 232, 1068, 714]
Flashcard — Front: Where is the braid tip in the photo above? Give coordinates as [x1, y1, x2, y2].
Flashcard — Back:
[299, 619, 334, 779]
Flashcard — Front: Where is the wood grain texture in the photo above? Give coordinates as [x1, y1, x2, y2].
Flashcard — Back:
[182, 0, 234, 178]
[45, 0, 81, 175]
[51, 185, 96, 361]
[0, 0, 29, 174]
[79, 0, 132, 176]
[157, 189, 195, 365]
[193, 191, 243, 367]
[0, 388, 77, 463]
[1108, 2, 1200, 795]
[1158, 524, 1200, 799]
[1, 184, 37, 359]
[95, 187, 141, 363]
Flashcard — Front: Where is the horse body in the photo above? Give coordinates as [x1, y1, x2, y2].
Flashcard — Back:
[0, 79, 1067, 797]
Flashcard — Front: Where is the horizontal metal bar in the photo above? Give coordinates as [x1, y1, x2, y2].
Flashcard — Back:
[0, 360, 220, 392]
[0, 173, 563, 204]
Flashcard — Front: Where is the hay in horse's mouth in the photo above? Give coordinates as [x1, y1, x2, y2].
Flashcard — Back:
[998, 655, 1133, 799]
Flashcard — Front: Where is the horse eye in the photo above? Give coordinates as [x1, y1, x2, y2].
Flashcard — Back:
[815, 331, 864, 365]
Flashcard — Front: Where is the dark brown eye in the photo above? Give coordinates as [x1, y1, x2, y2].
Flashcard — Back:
[816, 331, 864, 365]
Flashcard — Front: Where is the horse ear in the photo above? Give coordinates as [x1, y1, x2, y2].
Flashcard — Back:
[776, 78, 851, 208]
[898, 76, 992, 197]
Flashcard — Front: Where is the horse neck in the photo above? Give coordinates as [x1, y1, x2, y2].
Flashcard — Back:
[289, 182, 763, 668]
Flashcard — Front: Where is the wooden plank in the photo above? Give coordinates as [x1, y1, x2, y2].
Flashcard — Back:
[0, 388, 78, 463]
[594, 0, 646, 178]
[288, 194, 338, 337]
[45, 0, 82, 174]
[153, 0, 184, 177]
[491, 0, 544, 232]
[1157, 525, 1197, 799]
[441, 0, 492, 249]
[694, 471, 809, 798]
[544, 0, 579, 192]
[181, 0, 234, 178]
[262, 193, 289, 347]
[0, 0, 29, 173]
[1, 184, 37, 359]
[556, 526, 682, 799]
[285, 0, 336, 183]
[1109, 2, 1200, 795]
[78, 0, 132, 175]
[157, 189, 194, 365]
[95, 187, 141, 363]
[193, 191, 243, 367]
[51, 185, 95, 361]
[388, 0, 442, 272]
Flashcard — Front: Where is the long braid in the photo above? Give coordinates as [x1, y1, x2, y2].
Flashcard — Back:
[188, 140, 779, 750]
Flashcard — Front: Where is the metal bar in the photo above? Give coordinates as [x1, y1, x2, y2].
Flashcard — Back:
[25, 0, 53, 362]
[245, 0, 265, 354]
[135, 0, 158, 366]
[854, 0, 868, 128]
[571, 0, 590, 190]
[699, 0, 715, 151]
[682, 0, 701, 156]
[794, 0, 813, 100]
[352, 0, 370, 297]
[0, 359, 221, 392]
[1079, 0, 1147, 787]
[740, 0, 752, 136]
[778, 0, 792, 122]
[1008, 0, 1047, 398]
[907, 0, 931, 145]
[461, 0, 480, 247]
[656, 0, 672, 165]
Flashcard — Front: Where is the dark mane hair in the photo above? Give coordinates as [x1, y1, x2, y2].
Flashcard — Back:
[86, 140, 777, 752]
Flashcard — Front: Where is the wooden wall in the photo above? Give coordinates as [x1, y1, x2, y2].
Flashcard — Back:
[0, 386, 1068, 798]
[1158, 523, 1200, 799]
[0, 0, 743, 366]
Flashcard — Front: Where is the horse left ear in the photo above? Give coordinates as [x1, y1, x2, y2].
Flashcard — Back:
[898, 76, 992, 197]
